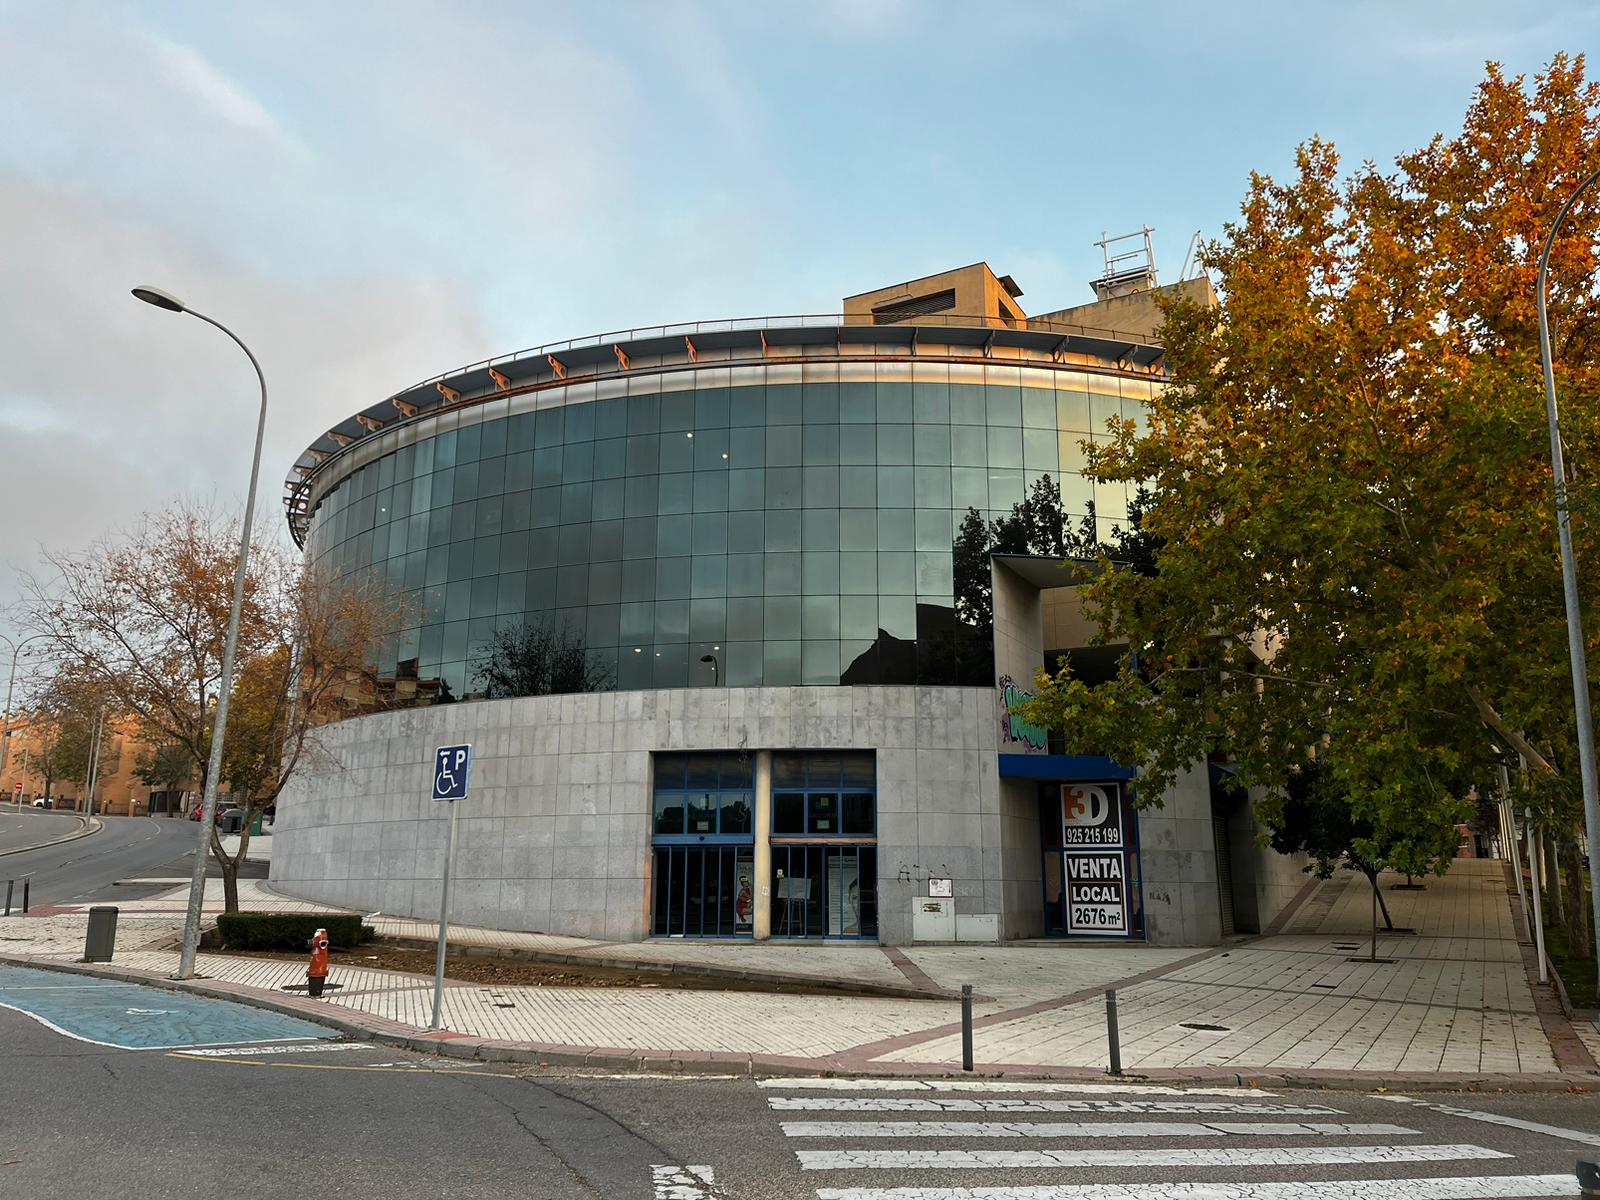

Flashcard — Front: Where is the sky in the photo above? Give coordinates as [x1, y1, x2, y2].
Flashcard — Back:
[0, 0, 1594, 635]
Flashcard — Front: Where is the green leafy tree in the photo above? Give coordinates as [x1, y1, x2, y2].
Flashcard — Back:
[1017, 58, 1600, 921]
[133, 739, 193, 809]
[30, 666, 111, 809]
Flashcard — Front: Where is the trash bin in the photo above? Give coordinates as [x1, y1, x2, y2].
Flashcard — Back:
[222, 809, 245, 835]
[84, 906, 118, 963]
[249, 813, 263, 836]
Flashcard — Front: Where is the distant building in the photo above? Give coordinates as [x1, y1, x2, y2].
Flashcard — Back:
[273, 238, 1306, 946]
[0, 713, 191, 815]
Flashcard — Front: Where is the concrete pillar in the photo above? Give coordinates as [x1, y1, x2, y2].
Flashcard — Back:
[753, 749, 773, 941]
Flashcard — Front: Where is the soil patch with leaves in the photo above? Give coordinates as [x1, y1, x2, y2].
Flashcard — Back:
[243, 944, 853, 995]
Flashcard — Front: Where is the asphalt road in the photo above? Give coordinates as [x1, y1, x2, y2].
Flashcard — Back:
[1, 968, 1596, 1199]
[0, 814, 201, 907]
[0, 806, 83, 854]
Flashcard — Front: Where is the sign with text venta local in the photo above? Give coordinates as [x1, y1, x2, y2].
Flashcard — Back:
[1062, 783, 1129, 935]
[432, 744, 472, 802]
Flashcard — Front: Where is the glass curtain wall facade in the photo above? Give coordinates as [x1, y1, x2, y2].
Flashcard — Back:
[301, 362, 1153, 698]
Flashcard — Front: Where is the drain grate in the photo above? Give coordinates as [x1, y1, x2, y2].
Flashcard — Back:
[1179, 1022, 1231, 1032]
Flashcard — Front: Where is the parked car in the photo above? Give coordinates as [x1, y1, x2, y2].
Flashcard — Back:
[30, 797, 46, 808]
[188, 805, 228, 825]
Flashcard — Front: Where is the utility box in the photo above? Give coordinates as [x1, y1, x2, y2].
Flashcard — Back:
[84, 906, 118, 963]
[912, 897, 956, 943]
[956, 913, 999, 943]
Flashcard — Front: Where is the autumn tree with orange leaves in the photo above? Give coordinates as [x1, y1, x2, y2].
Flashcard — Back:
[1019, 57, 1600, 966]
[28, 503, 401, 911]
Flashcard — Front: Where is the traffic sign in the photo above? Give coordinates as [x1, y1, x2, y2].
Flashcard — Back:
[432, 744, 472, 802]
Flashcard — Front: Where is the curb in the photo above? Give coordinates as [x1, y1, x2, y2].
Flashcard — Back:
[0, 815, 101, 859]
[2, 952, 1595, 1093]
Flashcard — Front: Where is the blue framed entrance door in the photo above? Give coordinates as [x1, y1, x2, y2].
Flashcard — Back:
[650, 752, 756, 938]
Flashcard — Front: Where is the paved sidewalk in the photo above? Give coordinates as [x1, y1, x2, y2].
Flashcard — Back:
[2, 857, 1594, 1085]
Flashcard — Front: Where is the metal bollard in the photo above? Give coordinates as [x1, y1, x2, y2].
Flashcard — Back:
[4, 879, 11, 917]
[22, 876, 29, 913]
[961, 983, 974, 1072]
[1106, 988, 1122, 1076]
[1578, 1159, 1598, 1198]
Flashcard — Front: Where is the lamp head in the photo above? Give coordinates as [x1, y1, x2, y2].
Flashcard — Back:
[700, 655, 716, 664]
[131, 286, 185, 313]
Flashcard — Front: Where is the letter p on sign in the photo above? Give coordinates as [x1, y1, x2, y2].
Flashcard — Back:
[433, 743, 472, 802]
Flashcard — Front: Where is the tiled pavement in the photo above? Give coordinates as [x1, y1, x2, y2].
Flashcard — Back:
[2, 858, 1594, 1083]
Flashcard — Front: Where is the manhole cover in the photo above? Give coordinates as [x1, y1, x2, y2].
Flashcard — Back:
[1179, 1022, 1230, 1032]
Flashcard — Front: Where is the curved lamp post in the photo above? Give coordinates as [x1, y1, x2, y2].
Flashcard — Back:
[0, 632, 50, 810]
[1534, 165, 1600, 996]
[133, 285, 268, 980]
[699, 651, 720, 687]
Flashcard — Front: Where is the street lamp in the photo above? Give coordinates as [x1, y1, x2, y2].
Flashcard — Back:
[1535, 164, 1600, 997]
[0, 633, 50, 811]
[133, 285, 269, 981]
[700, 651, 720, 687]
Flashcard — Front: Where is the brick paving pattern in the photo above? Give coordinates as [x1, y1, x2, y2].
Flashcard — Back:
[2, 857, 1593, 1083]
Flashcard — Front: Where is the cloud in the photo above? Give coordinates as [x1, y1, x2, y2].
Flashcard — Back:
[144, 33, 282, 135]
[0, 176, 493, 604]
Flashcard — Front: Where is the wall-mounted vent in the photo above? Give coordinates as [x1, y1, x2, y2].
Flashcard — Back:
[872, 289, 957, 324]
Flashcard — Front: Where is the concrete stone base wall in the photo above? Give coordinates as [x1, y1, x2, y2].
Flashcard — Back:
[271, 685, 1004, 944]
[1135, 765, 1223, 946]
[272, 683, 1306, 947]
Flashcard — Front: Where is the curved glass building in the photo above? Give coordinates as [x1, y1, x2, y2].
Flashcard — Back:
[273, 262, 1308, 947]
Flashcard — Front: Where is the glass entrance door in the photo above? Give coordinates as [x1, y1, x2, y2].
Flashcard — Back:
[770, 845, 878, 938]
[650, 752, 755, 938]
[652, 845, 755, 937]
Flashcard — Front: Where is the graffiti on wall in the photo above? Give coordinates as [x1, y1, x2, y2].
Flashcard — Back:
[997, 675, 1048, 753]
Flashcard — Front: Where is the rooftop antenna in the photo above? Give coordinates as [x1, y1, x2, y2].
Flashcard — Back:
[1092, 227, 1158, 300]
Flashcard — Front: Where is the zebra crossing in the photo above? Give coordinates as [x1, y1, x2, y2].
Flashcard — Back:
[755, 1078, 1582, 1199]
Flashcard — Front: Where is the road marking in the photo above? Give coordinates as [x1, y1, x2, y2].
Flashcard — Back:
[795, 1144, 1510, 1170]
[780, 1121, 1417, 1139]
[759, 1079, 1275, 1097]
[651, 1164, 715, 1198]
[1376, 1095, 1600, 1149]
[767, 1098, 1346, 1115]
[175, 1042, 375, 1058]
[813, 1175, 1580, 1199]
[0, 999, 318, 1051]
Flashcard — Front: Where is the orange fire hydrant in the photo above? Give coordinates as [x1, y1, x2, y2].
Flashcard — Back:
[306, 927, 330, 997]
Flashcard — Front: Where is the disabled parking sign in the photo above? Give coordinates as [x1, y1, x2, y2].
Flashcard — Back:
[432, 744, 472, 802]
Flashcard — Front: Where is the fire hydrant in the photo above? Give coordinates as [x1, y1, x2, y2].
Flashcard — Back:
[306, 928, 330, 997]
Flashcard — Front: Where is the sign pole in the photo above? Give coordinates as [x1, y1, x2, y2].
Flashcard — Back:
[427, 742, 471, 1032]
[429, 796, 459, 1031]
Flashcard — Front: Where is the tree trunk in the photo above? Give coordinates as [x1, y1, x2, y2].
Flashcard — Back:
[1369, 869, 1394, 931]
[222, 860, 239, 914]
[1559, 837, 1592, 960]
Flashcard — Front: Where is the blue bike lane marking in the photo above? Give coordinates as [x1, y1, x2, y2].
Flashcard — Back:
[0, 963, 334, 1050]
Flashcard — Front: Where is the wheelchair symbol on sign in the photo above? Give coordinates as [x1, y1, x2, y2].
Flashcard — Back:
[432, 744, 472, 802]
